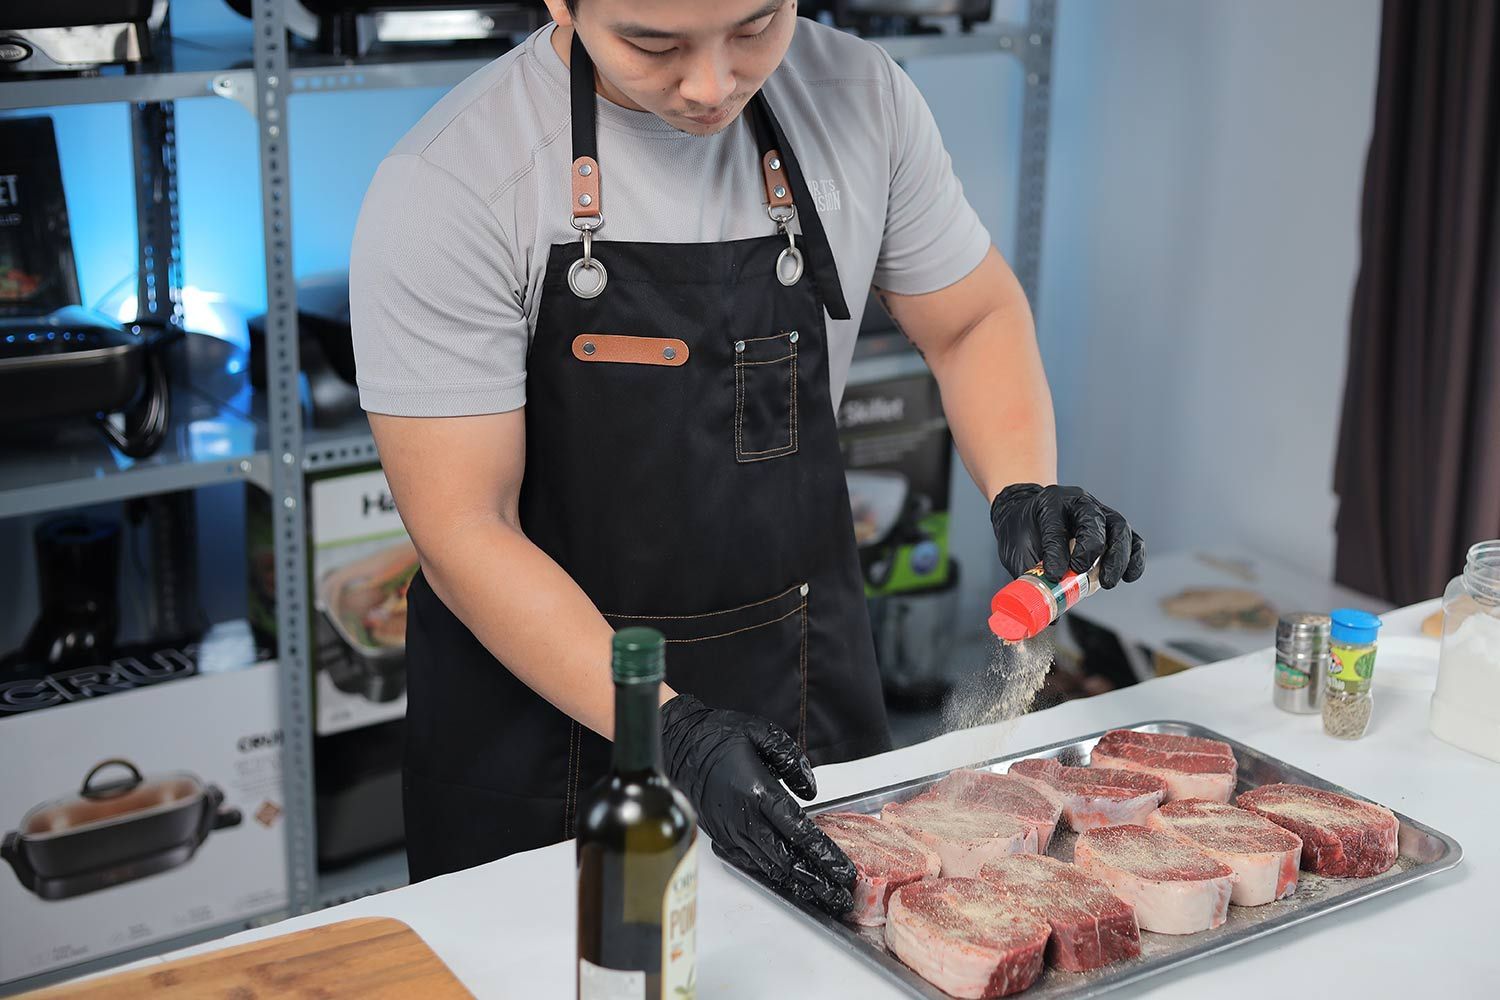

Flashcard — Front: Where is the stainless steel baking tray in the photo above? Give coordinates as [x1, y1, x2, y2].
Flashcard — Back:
[723, 720, 1464, 999]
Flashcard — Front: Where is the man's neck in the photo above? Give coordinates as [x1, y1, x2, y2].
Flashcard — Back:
[550, 23, 650, 114]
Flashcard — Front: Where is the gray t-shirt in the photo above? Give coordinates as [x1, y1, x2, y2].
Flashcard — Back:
[350, 20, 989, 417]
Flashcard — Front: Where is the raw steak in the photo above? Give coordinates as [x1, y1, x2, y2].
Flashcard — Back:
[813, 812, 941, 926]
[1146, 799, 1302, 905]
[882, 793, 1038, 877]
[1095, 729, 1236, 759]
[884, 877, 1050, 998]
[928, 769, 1064, 850]
[1236, 783, 1399, 878]
[1009, 757, 1168, 832]
[1090, 730, 1238, 803]
[978, 853, 1141, 972]
[1074, 824, 1236, 934]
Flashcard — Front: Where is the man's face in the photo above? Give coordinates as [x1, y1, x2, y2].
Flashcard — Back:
[556, 0, 798, 137]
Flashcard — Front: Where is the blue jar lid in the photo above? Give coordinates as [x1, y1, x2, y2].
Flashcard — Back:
[1330, 608, 1382, 644]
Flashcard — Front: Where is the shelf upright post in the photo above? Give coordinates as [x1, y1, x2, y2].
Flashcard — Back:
[252, 0, 318, 916]
[1013, 0, 1055, 316]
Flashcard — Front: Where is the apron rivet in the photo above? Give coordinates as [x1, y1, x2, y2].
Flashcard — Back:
[770, 157, 781, 171]
[578, 193, 593, 207]
[662, 346, 676, 361]
[734, 340, 746, 354]
[582, 341, 596, 355]
[789, 331, 799, 344]
[800, 583, 810, 597]
[773, 185, 787, 199]
[578, 162, 592, 176]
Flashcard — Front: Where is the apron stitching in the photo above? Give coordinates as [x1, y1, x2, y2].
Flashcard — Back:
[571, 723, 581, 832]
[736, 354, 796, 366]
[791, 346, 800, 451]
[660, 604, 803, 644]
[799, 598, 809, 750]
[739, 331, 795, 345]
[563, 721, 578, 837]
[600, 582, 805, 620]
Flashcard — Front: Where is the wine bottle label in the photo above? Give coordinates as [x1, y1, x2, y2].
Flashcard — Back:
[661, 838, 698, 999]
[579, 957, 644, 1000]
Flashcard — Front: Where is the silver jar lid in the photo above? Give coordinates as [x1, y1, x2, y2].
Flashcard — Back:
[1276, 612, 1331, 652]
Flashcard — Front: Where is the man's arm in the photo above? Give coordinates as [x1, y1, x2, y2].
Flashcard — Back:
[370, 408, 674, 740]
[877, 246, 1057, 498]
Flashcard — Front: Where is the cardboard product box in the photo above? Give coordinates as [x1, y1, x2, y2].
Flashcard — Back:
[839, 332, 953, 597]
[248, 465, 415, 737]
[0, 661, 288, 986]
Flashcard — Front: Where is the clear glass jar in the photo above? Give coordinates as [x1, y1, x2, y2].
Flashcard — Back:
[1430, 541, 1500, 762]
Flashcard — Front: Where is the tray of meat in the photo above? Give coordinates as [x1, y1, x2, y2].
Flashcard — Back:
[723, 720, 1462, 999]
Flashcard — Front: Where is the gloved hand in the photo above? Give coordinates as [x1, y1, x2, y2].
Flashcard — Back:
[990, 483, 1146, 588]
[660, 693, 855, 916]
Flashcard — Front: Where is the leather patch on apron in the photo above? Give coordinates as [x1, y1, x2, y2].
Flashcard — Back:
[572, 334, 689, 367]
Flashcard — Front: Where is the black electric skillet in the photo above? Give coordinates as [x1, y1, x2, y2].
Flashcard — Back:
[0, 308, 178, 458]
[2, 758, 242, 901]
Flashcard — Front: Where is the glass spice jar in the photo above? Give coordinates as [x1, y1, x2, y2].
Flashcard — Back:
[1323, 608, 1382, 740]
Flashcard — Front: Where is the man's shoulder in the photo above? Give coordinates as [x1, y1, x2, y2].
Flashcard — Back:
[778, 18, 894, 91]
[380, 28, 567, 205]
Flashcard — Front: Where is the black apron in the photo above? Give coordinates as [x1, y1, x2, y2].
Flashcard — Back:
[402, 35, 891, 881]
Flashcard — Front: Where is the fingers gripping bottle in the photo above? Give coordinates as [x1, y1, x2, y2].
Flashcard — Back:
[988, 562, 1103, 642]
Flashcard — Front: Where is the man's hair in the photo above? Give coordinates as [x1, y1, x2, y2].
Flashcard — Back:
[565, 0, 577, 11]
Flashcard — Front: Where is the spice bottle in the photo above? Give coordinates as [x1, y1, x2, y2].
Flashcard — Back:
[1323, 608, 1382, 740]
[1429, 540, 1500, 762]
[988, 561, 1102, 643]
[1273, 613, 1331, 713]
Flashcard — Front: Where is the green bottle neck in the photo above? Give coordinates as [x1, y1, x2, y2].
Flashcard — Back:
[613, 678, 663, 775]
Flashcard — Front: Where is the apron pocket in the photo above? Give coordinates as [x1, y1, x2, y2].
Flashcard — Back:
[734, 331, 799, 463]
[602, 582, 811, 746]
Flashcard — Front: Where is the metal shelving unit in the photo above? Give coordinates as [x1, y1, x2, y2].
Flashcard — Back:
[0, 1, 1055, 989]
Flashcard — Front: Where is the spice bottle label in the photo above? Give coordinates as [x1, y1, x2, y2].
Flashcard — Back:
[1275, 656, 1310, 690]
[1330, 643, 1376, 690]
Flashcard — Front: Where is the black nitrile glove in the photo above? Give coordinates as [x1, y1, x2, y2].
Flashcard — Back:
[660, 693, 855, 916]
[990, 483, 1146, 588]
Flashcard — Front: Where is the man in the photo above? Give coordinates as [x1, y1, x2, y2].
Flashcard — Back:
[351, 0, 1145, 914]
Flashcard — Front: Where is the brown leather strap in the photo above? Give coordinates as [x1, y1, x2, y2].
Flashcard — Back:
[761, 149, 793, 210]
[572, 334, 689, 367]
[571, 156, 601, 220]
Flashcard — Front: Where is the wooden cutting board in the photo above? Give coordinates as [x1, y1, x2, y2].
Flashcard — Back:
[28, 917, 473, 999]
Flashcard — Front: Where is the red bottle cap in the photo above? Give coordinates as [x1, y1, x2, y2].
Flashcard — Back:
[987, 579, 1055, 642]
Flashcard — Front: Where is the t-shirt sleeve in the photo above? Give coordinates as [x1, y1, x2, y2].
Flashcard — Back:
[871, 50, 992, 295]
[350, 153, 528, 416]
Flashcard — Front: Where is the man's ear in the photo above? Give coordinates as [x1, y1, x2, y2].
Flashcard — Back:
[540, 0, 573, 29]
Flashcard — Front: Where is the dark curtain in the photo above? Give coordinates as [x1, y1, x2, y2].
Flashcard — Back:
[1334, 0, 1500, 604]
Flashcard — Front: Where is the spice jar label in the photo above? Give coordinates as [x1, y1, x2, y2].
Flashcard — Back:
[1330, 643, 1376, 689]
[1275, 656, 1310, 690]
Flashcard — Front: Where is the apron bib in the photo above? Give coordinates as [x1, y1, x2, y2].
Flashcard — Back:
[402, 35, 891, 881]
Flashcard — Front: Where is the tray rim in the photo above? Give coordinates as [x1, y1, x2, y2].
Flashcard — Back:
[725, 719, 1465, 1000]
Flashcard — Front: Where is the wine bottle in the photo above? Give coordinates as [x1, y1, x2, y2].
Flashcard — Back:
[577, 628, 698, 999]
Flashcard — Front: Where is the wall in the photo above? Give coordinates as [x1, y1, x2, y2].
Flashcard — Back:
[1038, 0, 1383, 580]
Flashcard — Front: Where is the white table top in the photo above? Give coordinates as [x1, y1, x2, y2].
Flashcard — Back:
[140, 599, 1496, 998]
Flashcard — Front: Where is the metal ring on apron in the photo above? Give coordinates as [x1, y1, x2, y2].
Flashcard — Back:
[569, 218, 607, 299]
[769, 204, 802, 287]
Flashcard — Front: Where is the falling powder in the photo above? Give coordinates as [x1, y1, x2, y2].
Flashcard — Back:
[942, 630, 1057, 737]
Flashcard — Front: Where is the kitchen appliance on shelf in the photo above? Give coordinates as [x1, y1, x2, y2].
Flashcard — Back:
[1, 117, 176, 456]
[315, 538, 417, 704]
[803, 1, 993, 34]
[847, 470, 942, 591]
[3, 515, 122, 674]
[223, 0, 545, 58]
[1, 758, 242, 901]
[0, 0, 168, 75]
[247, 271, 361, 429]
